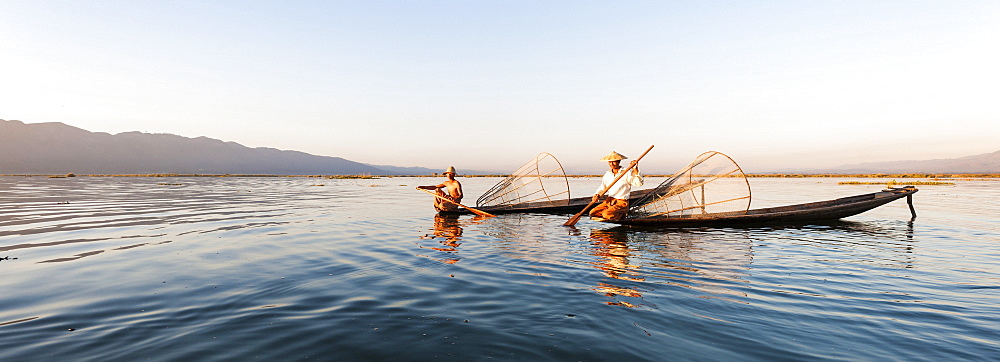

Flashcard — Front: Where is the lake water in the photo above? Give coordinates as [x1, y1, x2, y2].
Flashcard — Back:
[1, 176, 997, 360]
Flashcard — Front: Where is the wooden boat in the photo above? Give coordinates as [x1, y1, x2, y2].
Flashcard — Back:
[441, 188, 657, 215]
[434, 151, 918, 226]
[439, 152, 625, 216]
[605, 186, 918, 226]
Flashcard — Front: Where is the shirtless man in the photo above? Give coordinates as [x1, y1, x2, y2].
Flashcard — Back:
[417, 166, 464, 212]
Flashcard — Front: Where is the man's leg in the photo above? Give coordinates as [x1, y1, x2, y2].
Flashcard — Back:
[602, 198, 629, 220]
[604, 199, 628, 220]
[434, 189, 460, 212]
[590, 198, 611, 218]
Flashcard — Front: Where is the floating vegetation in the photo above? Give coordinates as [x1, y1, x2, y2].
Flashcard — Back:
[5, 173, 996, 179]
[326, 175, 379, 179]
[932, 178, 1000, 182]
[838, 180, 955, 186]
[748, 173, 1000, 178]
[312, 184, 325, 187]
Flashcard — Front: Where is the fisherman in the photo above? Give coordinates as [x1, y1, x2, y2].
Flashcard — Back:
[417, 166, 464, 212]
[590, 151, 643, 221]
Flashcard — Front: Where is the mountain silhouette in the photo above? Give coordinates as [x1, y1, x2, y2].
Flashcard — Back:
[0, 119, 396, 175]
[4, 119, 997, 175]
[829, 150, 1000, 174]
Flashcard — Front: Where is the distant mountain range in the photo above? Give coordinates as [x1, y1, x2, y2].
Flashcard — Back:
[825, 150, 1000, 174]
[2, 119, 997, 175]
[0, 119, 399, 175]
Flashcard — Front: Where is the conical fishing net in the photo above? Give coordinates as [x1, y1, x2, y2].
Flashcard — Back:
[627, 151, 751, 219]
[476, 153, 571, 209]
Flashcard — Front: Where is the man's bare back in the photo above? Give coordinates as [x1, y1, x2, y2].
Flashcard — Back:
[437, 179, 463, 200]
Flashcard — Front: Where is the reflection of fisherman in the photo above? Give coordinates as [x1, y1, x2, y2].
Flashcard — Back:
[417, 166, 464, 212]
[590, 230, 644, 303]
[419, 214, 464, 264]
[590, 151, 643, 221]
[432, 214, 463, 249]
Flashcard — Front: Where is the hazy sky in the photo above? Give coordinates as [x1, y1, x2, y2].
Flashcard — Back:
[2, 1, 998, 174]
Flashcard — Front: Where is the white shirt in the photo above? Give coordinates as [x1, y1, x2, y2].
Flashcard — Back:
[595, 167, 643, 200]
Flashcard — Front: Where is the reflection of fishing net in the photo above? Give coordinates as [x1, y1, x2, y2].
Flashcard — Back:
[476, 153, 570, 209]
[628, 151, 750, 219]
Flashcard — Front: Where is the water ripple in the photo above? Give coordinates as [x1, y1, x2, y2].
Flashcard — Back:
[1, 177, 998, 360]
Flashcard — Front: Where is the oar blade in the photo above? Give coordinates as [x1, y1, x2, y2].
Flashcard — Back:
[563, 213, 585, 226]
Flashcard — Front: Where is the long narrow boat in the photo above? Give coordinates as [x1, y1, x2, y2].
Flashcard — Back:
[434, 151, 918, 226]
[606, 186, 918, 226]
[439, 152, 612, 216]
[441, 188, 657, 215]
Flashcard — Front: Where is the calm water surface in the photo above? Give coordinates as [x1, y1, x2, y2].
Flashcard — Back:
[1, 176, 997, 360]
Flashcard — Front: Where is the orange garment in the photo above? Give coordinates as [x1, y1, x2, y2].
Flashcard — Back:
[589, 197, 629, 220]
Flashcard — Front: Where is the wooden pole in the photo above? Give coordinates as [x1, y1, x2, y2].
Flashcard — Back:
[907, 194, 916, 219]
[418, 188, 496, 218]
[564, 145, 654, 227]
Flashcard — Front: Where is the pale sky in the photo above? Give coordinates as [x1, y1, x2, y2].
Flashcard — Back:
[2, 1, 998, 174]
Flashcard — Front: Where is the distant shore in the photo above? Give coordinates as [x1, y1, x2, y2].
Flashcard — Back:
[3, 173, 999, 179]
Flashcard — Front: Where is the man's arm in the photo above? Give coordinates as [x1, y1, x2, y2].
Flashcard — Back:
[629, 160, 644, 186]
[417, 182, 449, 190]
[593, 172, 611, 202]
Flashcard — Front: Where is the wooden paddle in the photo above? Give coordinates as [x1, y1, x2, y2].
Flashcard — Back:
[563, 145, 654, 226]
[418, 188, 497, 218]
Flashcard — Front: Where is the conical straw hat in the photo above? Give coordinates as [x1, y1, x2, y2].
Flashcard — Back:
[443, 166, 457, 175]
[599, 151, 627, 161]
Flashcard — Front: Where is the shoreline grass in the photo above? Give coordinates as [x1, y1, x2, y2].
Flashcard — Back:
[838, 180, 955, 186]
[3, 173, 999, 179]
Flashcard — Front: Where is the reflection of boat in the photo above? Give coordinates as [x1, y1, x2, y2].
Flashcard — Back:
[608, 186, 918, 227]
[589, 228, 755, 306]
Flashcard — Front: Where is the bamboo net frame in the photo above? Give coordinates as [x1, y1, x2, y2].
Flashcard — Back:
[476, 153, 571, 209]
[628, 151, 751, 219]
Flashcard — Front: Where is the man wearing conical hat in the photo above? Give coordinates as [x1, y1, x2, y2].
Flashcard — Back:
[417, 166, 464, 212]
[590, 151, 643, 221]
